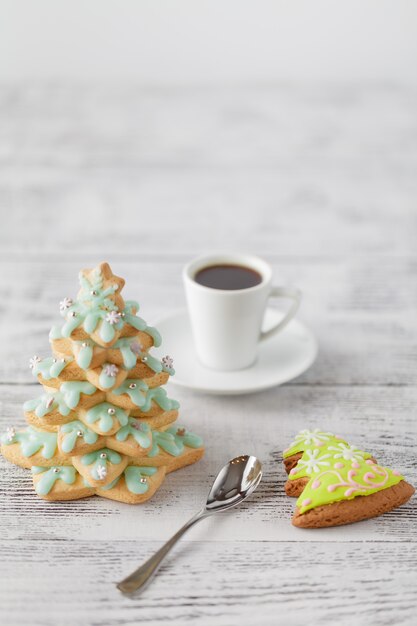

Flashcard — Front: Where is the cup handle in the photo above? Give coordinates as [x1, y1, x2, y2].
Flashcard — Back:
[260, 286, 302, 341]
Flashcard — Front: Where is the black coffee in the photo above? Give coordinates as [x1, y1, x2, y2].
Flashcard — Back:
[194, 264, 262, 290]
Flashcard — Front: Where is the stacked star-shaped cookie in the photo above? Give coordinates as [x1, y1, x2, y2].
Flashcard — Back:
[1, 263, 204, 503]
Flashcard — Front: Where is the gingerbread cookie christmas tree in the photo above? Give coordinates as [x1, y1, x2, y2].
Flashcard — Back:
[1, 263, 204, 503]
[283, 429, 414, 527]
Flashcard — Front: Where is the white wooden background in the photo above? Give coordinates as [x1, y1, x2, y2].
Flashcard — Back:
[0, 84, 416, 626]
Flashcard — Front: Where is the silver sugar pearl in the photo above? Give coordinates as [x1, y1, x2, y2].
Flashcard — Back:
[52, 358, 57, 363]
[107, 408, 115, 415]
[60, 358, 65, 363]
[141, 356, 148, 363]
[53, 468, 60, 473]
[121, 312, 126, 318]
[81, 342, 88, 347]
[100, 452, 107, 459]
[70, 311, 77, 317]
[91, 290, 98, 296]
[76, 430, 83, 437]
[129, 383, 137, 389]
[140, 477, 147, 484]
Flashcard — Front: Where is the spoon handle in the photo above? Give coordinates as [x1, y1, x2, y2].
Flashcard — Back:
[117, 509, 208, 594]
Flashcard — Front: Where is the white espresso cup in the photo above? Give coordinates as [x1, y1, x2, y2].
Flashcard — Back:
[183, 253, 302, 371]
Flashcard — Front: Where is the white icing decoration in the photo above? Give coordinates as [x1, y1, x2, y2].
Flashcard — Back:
[105, 311, 121, 325]
[103, 364, 119, 377]
[59, 297, 73, 312]
[161, 355, 174, 369]
[326, 442, 368, 461]
[294, 448, 332, 474]
[96, 465, 107, 480]
[29, 355, 42, 369]
[291, 429, 334, 447]
[5, 427, 16, 442]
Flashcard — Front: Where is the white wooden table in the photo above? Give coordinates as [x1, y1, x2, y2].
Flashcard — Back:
[0, 85, 416, 626]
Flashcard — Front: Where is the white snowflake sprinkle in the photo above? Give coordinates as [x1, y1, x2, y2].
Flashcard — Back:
[162, 355, 174, 369]
[295, 449, 331, 474]
[293, 429, 333, 446]
[103, 364, 119, 378]
[29, 355, 42, 369]
[105, 311, 122, 325]
[130, 341, 143, 356]
[327, 442, 367, 462]
[5, 427, 16, 442]
[59, 297, 73, 312]
[96, 465, 107, 480]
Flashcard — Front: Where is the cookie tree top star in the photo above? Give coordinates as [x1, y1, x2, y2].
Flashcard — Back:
[1, 262, 204, 503]
[57, 263, 141, 346]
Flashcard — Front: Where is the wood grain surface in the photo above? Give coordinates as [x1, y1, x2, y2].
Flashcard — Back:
[0, 84, 416, 626]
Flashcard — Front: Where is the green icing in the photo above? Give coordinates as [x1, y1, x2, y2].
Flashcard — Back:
[1, 426, 57, 459]
[82, 311, 104, 335]
[75, 342, 94, 369]
[122, 301, 162, 347]
[283, 429, 346, 458]
[49, 326, 62, 340]
[59, 382, 96, 409]
[166, 426, 203, 448]
[60, 268, 121, 340]
[113, 381, 179, 412]
[24, 392, 72, 417]
[112, 379, 149, 406]
[113, 338, 139, 369]
[142, 353, 163, 374]
[85, 402, 128, 433]
[98, 466, 158, 493]
[144, 326, 161, 348]
[147, 426, 203, 458]
[147, 431, 182, 457]
[31, 466, 76, 495]
[98, 363, 119, 389]
[59, 421, 98, 453]
[100, 319, 118, 343]
[143, 388, 179, 412]
[81, 447, 122, 481]
[31, 356, 69, 380]
[120, 301, 147, 333]
[57, 270, 162, 348]
[296, 458, 404, 514]
[124, 466, 158, 494]
[116, 418, 151, 448]
[112, 337, 173, 375]
[24, 382, 96, 417]
[289, 441, 372, 481]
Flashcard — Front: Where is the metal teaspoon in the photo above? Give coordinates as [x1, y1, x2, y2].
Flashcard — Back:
[117, 454, 263, 594]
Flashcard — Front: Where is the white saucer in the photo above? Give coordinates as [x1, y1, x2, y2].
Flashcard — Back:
[153, 309, 318, 395]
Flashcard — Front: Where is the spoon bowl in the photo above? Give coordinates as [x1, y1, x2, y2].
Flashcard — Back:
[117, 454, 262, 594]
[205, 454, 262, 512]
